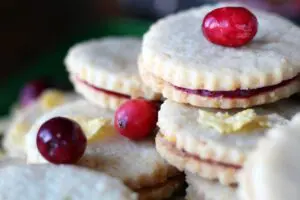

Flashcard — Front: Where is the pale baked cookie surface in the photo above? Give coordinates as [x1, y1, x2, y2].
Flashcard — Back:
[238, 114, 300, 200]
[0, 164, 137, 200]
[26, 100, 183, 200]
[65, 37, 160, 110]
[3, 90, 79, 158]
[140, 3, 300, 108]
[156, 99, 300, 185]
[186, 172, 237, 200]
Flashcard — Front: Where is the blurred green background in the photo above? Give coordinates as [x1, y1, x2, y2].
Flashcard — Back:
[0, 19, 151, 115]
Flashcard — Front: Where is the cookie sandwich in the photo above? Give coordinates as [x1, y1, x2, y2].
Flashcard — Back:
[26, 100, 184, 200]
[0, 164, 137, 200]
[65, 37, 161, 110]
[139, 4, 300, 109]
[238, 114, 300, 200]
[3, 89, 79, 158]
[156, 98, 300, 185]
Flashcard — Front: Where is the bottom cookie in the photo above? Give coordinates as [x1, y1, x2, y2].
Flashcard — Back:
[155, 133, 238, 185]
[186, 172, 237, 200]
[71, 76, 129, 110]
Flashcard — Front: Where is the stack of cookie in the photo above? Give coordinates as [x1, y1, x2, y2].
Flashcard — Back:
[138, 3, 300, 199]
[23, 37, 185, 200]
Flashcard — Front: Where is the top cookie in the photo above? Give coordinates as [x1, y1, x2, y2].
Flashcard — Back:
[238, 114, 300, 200]
[65, 37, 160, 110]
[140, 3, 300, 108]
[66, 37, 141, 76]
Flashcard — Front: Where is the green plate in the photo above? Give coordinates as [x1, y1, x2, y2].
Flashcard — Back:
[0, 19, 152, 116]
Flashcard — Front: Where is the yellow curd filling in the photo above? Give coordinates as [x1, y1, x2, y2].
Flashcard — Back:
[40, 90, 66, 111]
[69, 116, 114, 143]
[198, 109, 269, 134]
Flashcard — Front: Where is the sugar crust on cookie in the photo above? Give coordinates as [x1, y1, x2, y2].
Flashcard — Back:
[65, 37, 160, 100]
[140, 4, 300, 91]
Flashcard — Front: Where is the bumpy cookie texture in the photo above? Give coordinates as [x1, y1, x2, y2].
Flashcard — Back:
[70, 75, 129, 110]
[139, 65, 300, 109]
[26, 100, 182, 199]
[3, 91, 79, 158]
[186, 172, 237, 200]
[140, 3, 300, 107]
[156, 134, 238, 185]
[0, 164, 137, 200]
[65, 37, 160, 104]
[157, 99, 300, 185]
[238, 114, 300, 200]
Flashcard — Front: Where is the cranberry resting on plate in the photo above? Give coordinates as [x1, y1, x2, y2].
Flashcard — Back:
[114, 99, 158, 140]
[37, 117, 87, 164]
[202, 7, 258, 47]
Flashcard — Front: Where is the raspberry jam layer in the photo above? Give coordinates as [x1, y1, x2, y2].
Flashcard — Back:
[77, 77, 163, 107]
[161, 134, 241, 170]
[182, 149, 242, 169]
[173, 75, 298, 98]
[77, 78, 131, 99]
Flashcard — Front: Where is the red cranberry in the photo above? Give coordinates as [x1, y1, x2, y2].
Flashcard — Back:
[202, 7, 258, 47]
[20, 79, 51, 107]
[36, 117, 87, 164]
[114, 99, 158, 140]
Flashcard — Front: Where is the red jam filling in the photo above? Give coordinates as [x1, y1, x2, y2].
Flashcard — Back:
[77, 77, 164, 108]
[182, 149, 242, 169]
[163, 135, 242, 169]
[76, 78, 131, 99]
[172, 75, 298, 99]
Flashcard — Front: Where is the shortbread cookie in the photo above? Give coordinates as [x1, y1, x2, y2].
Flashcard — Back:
[139, 4, 300, 108]
[26, 100, 183, 200]
[65, 37, 161, 110]
[156, 99, 300, 185]
[3, 90, 79, 158]
[0, 164, 137, 200]
[238, 114, 300, 200]
[186, 172, 237, 200]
